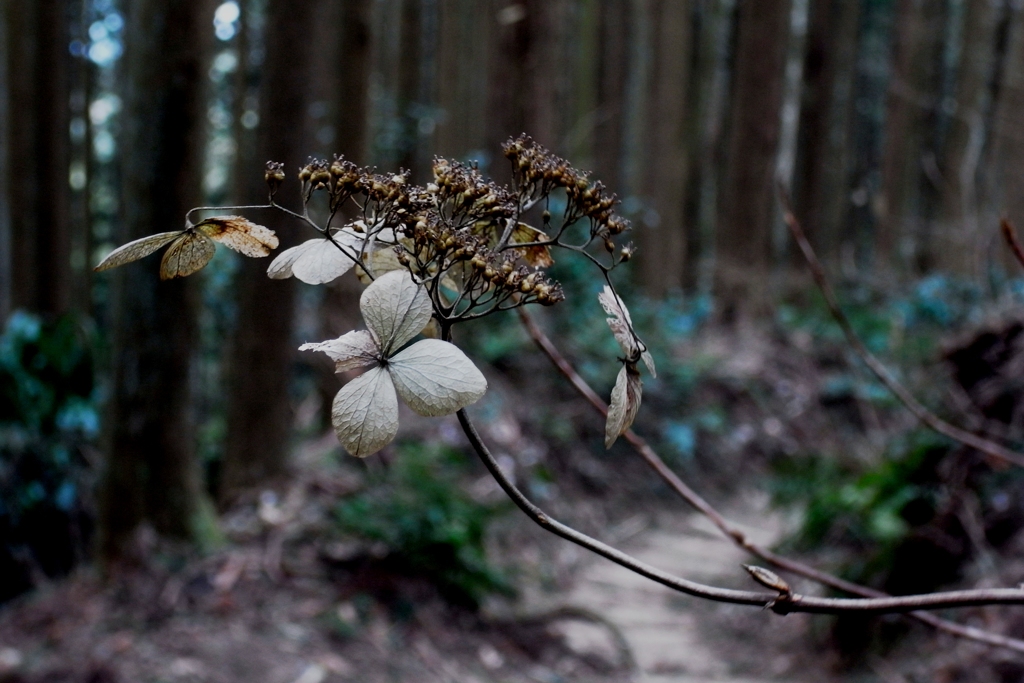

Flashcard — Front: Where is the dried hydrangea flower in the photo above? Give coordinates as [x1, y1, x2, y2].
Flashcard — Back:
[598, 286, 655, 447]
[301, 269, 487, 457]
[94, 216, 278, 280]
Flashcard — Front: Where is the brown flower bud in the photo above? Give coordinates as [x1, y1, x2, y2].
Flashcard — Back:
[265, 161, 285, 195]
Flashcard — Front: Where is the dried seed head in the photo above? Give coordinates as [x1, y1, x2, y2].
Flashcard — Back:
[265, 161, 285, 195]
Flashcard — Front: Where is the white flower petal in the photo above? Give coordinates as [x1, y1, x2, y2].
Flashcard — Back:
[299, 330, 379, 372]
[331, 366, 399, 457]
[291, 238, 360, 284]
[387, 339, 487, 416]
[360, 269, 432, 353]
[605, 365, 642, 448]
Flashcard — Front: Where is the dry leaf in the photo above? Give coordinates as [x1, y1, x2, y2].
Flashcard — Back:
[195, 216, 279, 257]
[159, 231, 216, 280]
[94, 231, 181, 272]
[510, 223, 554, 267]
[604, 364, 642, 448]
[95, 216, 278, 280]
[598, 286, 655, 377]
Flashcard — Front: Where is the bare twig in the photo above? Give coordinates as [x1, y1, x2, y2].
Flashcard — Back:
[517, 308, 1024, 652]
[458, 406, 1024, 614]
[1001, 218, 1024, 271]
[778, 189, 1024, 469]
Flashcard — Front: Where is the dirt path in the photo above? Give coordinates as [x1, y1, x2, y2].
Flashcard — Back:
[560, 503, 816, 683]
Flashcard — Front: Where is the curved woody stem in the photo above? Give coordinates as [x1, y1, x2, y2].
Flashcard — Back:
[457, 406, 1024, 614]
[778, 189, 1024, 469]
[1001, 218, 1024, 271]
[517, 309, 1024, 652]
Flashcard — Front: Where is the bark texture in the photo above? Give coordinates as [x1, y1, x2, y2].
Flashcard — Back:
[100, 0, 215, 559]
[5, 0, 71, 315]
[793, 0, 861, 266]
[220, 0, 318, 506]
[637, 0, 692, 295]
[715, 0, 791, 316]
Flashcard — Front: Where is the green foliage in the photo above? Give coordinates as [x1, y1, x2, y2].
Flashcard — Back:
[778, 275, 991, 362]
[772, 430, 951, 586]
[335, 443, 511, 608]
[770, 274, 1022, 587]
[0, 311, 99, 599]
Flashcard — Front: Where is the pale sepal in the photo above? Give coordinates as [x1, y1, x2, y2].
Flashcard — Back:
[355, 247, 403, 284]
[290, 236, 362, 284]
[387, 339, 487, 417]
[360, 269, 432, 353]
[331, 366, 400, 457]
[299, 329, 379, 372]
[266, 241, 310, 280]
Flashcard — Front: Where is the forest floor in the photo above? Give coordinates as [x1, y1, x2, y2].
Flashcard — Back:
[0, 483, 830, 683]
[3, 305, 1024, 682]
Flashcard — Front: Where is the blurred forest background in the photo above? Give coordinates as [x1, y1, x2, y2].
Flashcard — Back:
[6, 0, 1024, 681]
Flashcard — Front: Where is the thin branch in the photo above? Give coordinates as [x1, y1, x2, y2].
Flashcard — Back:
[1001, 218, 1024, 271]
[517, 308, 1024, 652]
[457, 407, 1024, 614]
[778, 189, 1024, 469]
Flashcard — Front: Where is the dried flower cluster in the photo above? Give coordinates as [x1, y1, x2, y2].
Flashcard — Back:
[95, 137, 647, 455]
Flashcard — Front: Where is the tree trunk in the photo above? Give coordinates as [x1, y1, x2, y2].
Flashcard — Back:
[792, 0, 861, 267]
[876, 0, 946, 273]
[684, 0, 736, 293]
[333, 0, 373, 166]
[637, 0, 692, 296]
[219, 0, 318, 506]
[99, 0, 216, 560]
[487, 0, 536, 184]
[5, 0, 71, 316]
[0, 3, 11, 323]
[935, 0, 1001, 276]
[435, 0, 491, 161]
[990, 5, 1024, 268]
[593, 0, 630, 191]
[715, 0, 791, 318]
[567, 0, 600, 168]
